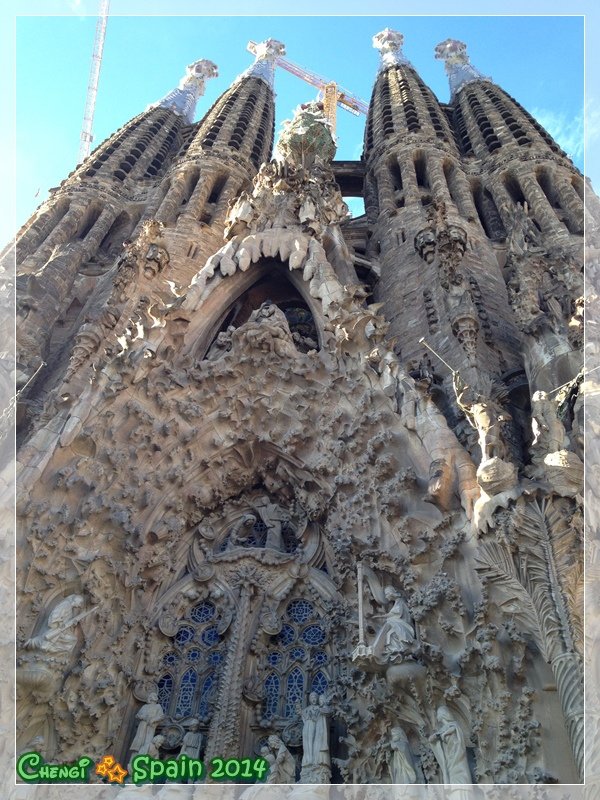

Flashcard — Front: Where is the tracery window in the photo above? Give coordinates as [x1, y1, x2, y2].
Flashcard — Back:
[156, 600, 224, 724]
[262, 598, 330, 721]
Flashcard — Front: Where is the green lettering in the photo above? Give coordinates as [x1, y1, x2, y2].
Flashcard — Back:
[166, 761, 178, 779]
[132, 755, 149, 783]
[17, 752, 42, 782]
[149, 758, 165, 781]
[78, 757, 93, 779]
[69, 766, 80, 779]
[183, 756, 203, 780]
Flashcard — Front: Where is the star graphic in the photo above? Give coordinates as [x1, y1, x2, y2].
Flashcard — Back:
[95, 755, 116, 777]
[107, 763, 128, 784]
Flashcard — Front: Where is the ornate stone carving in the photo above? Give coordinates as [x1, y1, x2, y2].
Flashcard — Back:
[300, 692, 332, 784]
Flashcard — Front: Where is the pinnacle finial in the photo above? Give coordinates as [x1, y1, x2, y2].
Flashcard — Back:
[435, 39, 489, 97]
[150, 59, 218, 123]
[242, 39, 286, 87]
[372, 29, 412, 72]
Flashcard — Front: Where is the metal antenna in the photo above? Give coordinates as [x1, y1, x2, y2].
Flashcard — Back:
[418, 337, 458, 375]
[78, 0, 110, 163]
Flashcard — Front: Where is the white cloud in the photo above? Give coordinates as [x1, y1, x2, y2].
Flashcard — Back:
[530, 105, 584, 164]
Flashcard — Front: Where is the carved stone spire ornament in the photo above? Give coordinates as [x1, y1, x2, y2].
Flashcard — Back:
[243, 38, 286, 87]
[372, 28, 414, 72]
[434, 38, 490, 97]
[150, 59, 219, 122]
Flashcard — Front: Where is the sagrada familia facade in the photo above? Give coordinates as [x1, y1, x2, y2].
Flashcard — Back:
[13, 29, 593, 786]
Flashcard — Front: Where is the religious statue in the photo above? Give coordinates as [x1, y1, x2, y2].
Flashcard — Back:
[300, 692, 332, 783]
[264, 734, 296, 783]
[253, 495, 289, 550]
[370, 587, 416, 664]
[205, 326, 234, 361]
[389, 725, 417, 784]
[454, 375, 511, 462]
[179, 718, 203, 760]
[227, 514, 257, 549]
[148, 734, 165, 759]
[24, 595, 85, 658]
[128, 692, 165, 765]
[530, 390, 568, 456]
[429, 705, 471, 784]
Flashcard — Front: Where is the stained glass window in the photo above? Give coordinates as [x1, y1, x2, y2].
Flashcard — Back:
[287, 599, 314, 624]
[285, 667, 304, 717]
[198, 672, 216, 719]
[157, 673, 173, 713]
[311, 670, 328, 696]
[201, 626, 220, 647]
[175, 668, 197, 718]
[187, 649, 201, 663]
[301, 625, 325, 645]
[208, 651, 224, 666]
[264, 672, 280, 720]
[175, 626, 195, 646]
[162, 651, 179, 667]
[190, 601, 215, 624]
[260, 597, 330, 721]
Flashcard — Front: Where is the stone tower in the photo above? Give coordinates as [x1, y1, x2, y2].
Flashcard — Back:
[15, 30, 588, 786]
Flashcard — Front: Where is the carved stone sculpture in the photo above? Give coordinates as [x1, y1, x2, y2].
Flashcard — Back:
[429, 705, 471, 784]
[301, 692, 332, 783]
[128, 692, 165, 763]
[370, 587, 415, 664]
[179, 719, 203, 760]
[389, 725, 417, 784]
[264, 734, 296, 783]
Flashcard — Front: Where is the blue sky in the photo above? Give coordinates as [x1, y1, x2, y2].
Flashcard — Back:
[3, 6, 597, 246]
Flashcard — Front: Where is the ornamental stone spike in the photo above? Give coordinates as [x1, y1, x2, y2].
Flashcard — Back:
[372, 28, 413, 72]
[242, 38, 286, 88]
[150, 59, 219, 123]
[435, 39, 490, 98]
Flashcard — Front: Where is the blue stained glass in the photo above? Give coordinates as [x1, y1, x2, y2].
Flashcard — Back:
[268, 651, 283, 667]
[276, 624, 296, 646]
[287, 599, 314, 624]
[201, 626, 220, 646]
[264, 672, 280, 719]
[208, 651, 224, 666]
[313, 650, 328, 666]
[187, 648, 201, 662]
[301, 625, 325, 645]
[162, 651, 179, 667]
[311, 670, 328, 695]
[284, 667, 304, 717]
[175, 626, 195, 646]
[175, 668, 197, 718]
[190, 601, 215, 624]
[290, 646, 306, 661]
[198, 672, 216, 719]
[157, 673, 173, 713]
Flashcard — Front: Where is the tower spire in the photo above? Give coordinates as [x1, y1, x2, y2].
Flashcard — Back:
[435, 39, 490, 98]
[242, 38, 286, 88]
[150, 59, 218, 123]
[372, 28, 413, 72]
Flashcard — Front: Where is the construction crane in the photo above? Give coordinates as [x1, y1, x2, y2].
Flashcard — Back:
[78, 0, 110, 163]
[247, 41, 369, 138]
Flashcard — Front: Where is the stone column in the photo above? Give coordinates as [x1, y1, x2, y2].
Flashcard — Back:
[399, 154, 420, 206]
[375, 162, 396, 214]
[204, 581, 259, 762]
[17, 203, 70, 263]
[553, 172, 585, 234]
[180, 173, 214, 221]
[426, 156, 452, 206]
[81, 207, 120, 259]
[519, 173, 567, 237]
[155, 171, 191, 226]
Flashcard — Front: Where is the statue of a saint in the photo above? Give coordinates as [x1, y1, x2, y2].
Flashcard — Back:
[389, 725, 417, 783]
[429, 705, 471, 784]
[300, 692, 332, 783]
[370, 587, 415, 663]
[129, 692, 165, 764]
[530, 390, 567, 455]
[264, 734, 296, 783]
[179, 718, 203, 760]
